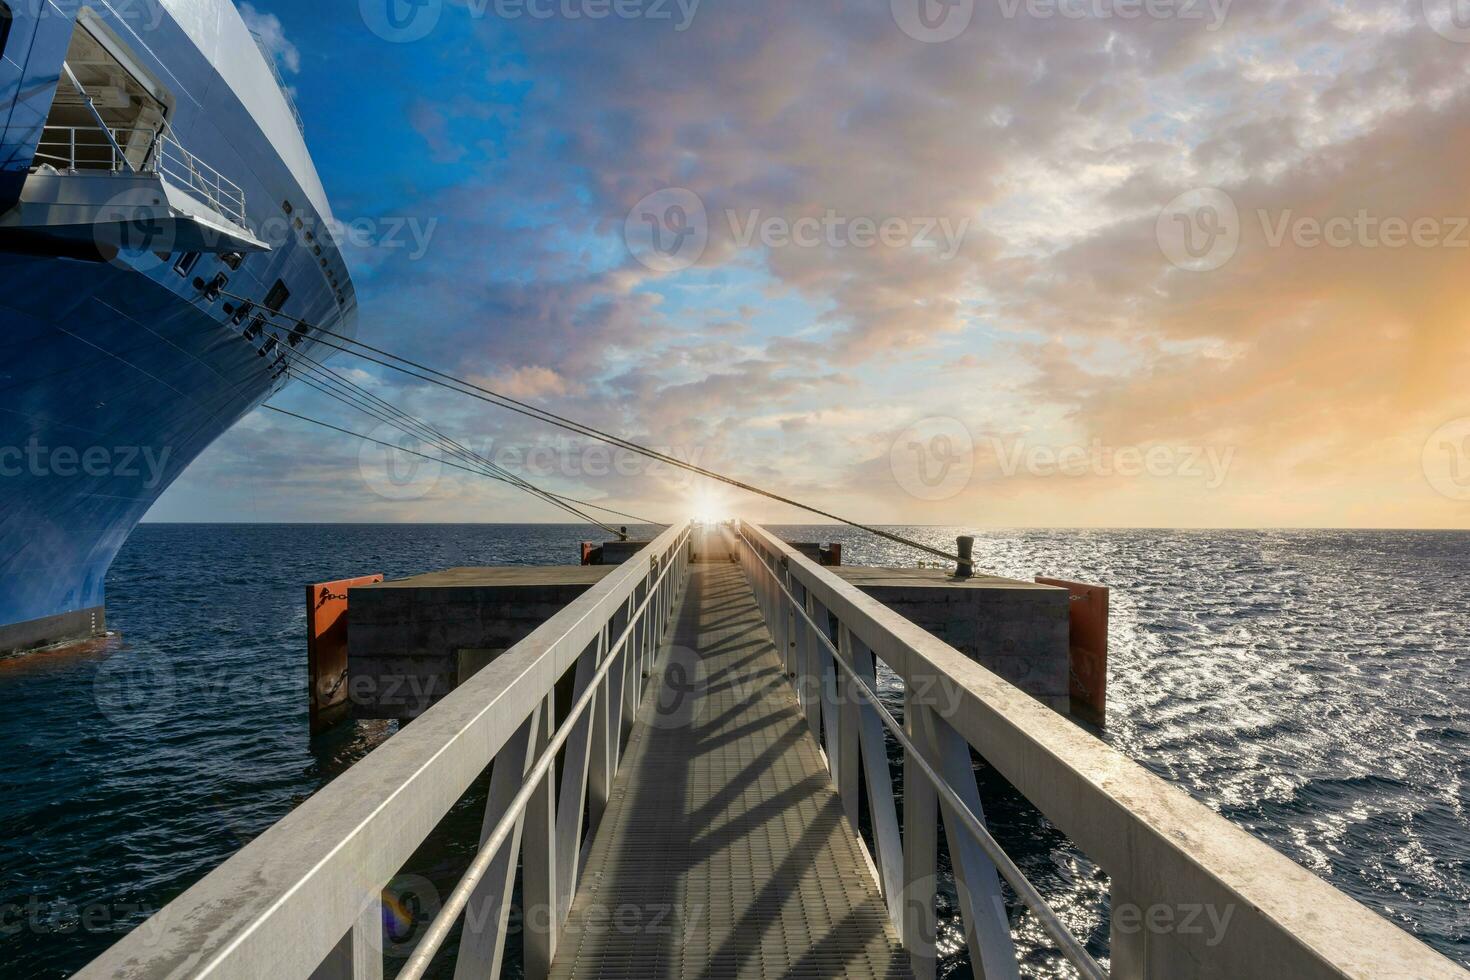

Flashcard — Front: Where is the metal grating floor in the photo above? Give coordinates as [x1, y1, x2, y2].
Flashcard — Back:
[549, 560, 912, 980]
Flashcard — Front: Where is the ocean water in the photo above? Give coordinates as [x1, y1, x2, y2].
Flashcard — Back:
[0, 525, 1466, 978]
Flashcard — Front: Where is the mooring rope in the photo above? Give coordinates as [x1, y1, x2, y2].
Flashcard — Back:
[229, 292, 972, 570]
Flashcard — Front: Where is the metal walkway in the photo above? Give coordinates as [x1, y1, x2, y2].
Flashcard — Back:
[81, 521, 1470, 980]
[550, 557, 912, 979]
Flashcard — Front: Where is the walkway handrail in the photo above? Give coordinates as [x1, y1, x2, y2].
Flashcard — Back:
[78, 522, 692, 980]
[733, 520, 1470, 980]
[735, 523, 1104, 980]
[397, 529, 690, 979]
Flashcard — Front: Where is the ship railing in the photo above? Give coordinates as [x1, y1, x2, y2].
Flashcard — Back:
[152, 129, 249, 228]
[251, 29, 307, 136]
[33, 124, 153, 174]
[33, 124, 248, 229]
[74, 522, 693, 980]
[732, 519, 1463, 980]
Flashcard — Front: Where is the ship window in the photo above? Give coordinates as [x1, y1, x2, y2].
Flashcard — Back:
[174, 252, 201, 276]
[1, 5, 13, 58]
[263, 280, 290, 313]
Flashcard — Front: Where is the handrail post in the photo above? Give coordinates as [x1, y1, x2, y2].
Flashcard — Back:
[522, 694, 558, 980]
[554, 635, 602, 926]
[817, 599, 840, 772]
[911, 701, 1020, 979]
[902, 683, 939, 980]
[835, 626, 861, 834]
[309, 892, 381, 980]
[452, 705, 542, 980]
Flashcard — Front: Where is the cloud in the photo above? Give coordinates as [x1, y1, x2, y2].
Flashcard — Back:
[240, 3, 301, 73]
[161, 1, 1470, 527]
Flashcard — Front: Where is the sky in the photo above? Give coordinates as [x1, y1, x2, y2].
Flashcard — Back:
[149, 0, 1470, 528]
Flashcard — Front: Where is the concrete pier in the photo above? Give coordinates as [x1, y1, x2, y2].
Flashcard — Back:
[347, 566, 617, 719]
[833, 566, 1072, 713]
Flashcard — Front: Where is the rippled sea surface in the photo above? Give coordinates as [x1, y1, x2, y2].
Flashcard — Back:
[1, 525, 1466, 978]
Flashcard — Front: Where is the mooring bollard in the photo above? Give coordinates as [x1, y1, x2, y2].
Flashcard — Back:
[956, 535, 975, 579]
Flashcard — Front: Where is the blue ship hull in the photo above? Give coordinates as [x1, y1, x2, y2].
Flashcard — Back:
[0, 1, 357, 652]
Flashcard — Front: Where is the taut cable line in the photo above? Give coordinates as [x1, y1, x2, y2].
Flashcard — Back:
[263, 406, 665, 527]
[228, 292, 972, 570]
[253, 318, 631, 534]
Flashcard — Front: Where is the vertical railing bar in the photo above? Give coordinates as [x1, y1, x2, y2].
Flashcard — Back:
[553, 636, 602, 926]
[452, 705, 542, 980]
[817, 599, 840, 774]
[521, 693, 558, 980]
[902, 683, 939, 980]
[308, 894, 382, 980]
[835, 624, 862, 835]
[852, 635, 905, 928]
[914, 706, 1021, 980]
[801, 582, 821, 739]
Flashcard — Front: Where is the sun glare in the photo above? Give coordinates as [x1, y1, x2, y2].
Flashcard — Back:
[691, 491, 729, 525]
